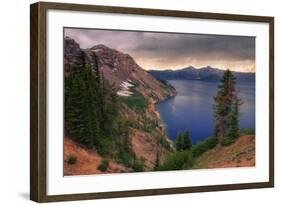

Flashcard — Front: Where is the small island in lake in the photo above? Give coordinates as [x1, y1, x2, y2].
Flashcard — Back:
[63, 28, 255, 175]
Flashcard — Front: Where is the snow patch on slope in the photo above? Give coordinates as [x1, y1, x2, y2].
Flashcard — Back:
[117, 80, 134, 97]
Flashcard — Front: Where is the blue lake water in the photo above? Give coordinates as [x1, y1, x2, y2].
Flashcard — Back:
[156, 80, 255, 144]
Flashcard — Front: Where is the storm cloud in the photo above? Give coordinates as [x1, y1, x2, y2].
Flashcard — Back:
[64, 28, 255, 72]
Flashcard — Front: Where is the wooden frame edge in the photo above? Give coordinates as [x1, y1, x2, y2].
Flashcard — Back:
[30, 1, 274, 202]
[30, 2, 48, 202]
[38, 182, 273, 203]
[37, 1, 274, 22]
[269, 17, 274, 188]
[30, 2, 39, 202]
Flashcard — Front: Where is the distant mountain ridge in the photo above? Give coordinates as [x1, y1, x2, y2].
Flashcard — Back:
[149, 66, 255, 83]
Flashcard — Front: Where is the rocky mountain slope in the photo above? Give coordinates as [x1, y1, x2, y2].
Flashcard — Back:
[149, 66, 255, 82]
[64, 37, 177, 174]
[65, 37, 176, 102]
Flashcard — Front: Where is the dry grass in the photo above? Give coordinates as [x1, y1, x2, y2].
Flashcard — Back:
[193, 135, 255, 169]
[64, 137, 129, 176]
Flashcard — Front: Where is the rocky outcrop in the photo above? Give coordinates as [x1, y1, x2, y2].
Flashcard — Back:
[64, 36, 85, 74]
[64, 37, 176, 101]
[87, 44, 177, 102]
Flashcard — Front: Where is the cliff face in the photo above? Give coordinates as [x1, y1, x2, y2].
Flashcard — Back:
[64, 37, 176, 172]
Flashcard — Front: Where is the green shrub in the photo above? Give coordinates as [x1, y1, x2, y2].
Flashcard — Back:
[239, 128, 255, 135]
[116, 149, 135, 167]
[221, 136, 235, 146]
[116, 148, 146, 172]
[98, 159, 109, 172]
[191, 137, 217, 157]
[96, 137, 113, 156]
[205, 136, 218, 148]
[132, 159, 145, 172]
[67, 155, 77, 165]
[159, 150, 193, 171]
[121, 91, 148, 113]
[191, 142, 208, 158]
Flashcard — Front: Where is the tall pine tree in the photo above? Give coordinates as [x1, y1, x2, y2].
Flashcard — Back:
[176, 133, 183, 151]
[176, 130, 192, 151]
[213, 69, 242, 144]
[182, 130, 192, 150]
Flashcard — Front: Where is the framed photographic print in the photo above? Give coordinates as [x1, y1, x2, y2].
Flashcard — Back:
[30, 1, 274, 202]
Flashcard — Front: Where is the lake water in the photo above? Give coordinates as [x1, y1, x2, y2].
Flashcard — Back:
[156, 80, 255, 144]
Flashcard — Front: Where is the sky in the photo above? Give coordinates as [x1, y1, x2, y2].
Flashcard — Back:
[64, 28, 255, 72]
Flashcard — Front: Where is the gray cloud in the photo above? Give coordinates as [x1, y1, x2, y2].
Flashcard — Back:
[64, 28, 255, 72]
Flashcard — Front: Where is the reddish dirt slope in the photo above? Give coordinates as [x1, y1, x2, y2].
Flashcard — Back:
[193, 135, 255, 169]
[64, 137, 129, 176]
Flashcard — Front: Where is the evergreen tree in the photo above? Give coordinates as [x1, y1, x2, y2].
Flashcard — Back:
[182, 130, 192, 150]
[176, 133, 183, 151]
[91, 52, 100, 84]
[65, 74, 81, 141]
[64, 59, 119, 153]
[228, 98, 239, 139]
[213, 69, 242, 144]
[65, 65, 98, 147]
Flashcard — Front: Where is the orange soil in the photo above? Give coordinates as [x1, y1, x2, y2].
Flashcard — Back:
[129, 102, 173, 170]
[131, 129, 159, 168]
[64, 137, 129, 176]
[194, 135, 255, 169]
